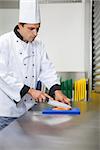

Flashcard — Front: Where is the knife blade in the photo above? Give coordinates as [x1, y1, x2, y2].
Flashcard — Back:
[46, 98, 72, 109]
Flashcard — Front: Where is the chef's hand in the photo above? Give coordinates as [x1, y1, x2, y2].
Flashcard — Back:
[54, 90, 71, 105]
[28, 88, 53, 103]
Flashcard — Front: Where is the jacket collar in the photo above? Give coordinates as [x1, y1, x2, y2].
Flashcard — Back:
[14, 25, 28, 43]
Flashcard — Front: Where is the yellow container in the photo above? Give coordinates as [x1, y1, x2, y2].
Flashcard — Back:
[74, 79, 87, 101]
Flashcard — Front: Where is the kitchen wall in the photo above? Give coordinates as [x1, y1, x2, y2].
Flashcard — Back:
[0, 9, 18, 35]
[0, 2, 85, 71]
[39, 3, 85, 72]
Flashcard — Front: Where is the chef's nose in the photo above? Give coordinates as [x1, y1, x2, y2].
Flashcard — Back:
[32, 29, 38, 36]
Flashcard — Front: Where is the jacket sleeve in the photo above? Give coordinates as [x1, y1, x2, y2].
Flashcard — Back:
[38, 42, 60, 90]
[0, 37, 24, 102]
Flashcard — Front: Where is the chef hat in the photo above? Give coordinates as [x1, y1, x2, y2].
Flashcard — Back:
[19, 0, 41, 24]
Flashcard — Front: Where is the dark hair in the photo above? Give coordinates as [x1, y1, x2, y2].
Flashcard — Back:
[19, 23, 26, 26]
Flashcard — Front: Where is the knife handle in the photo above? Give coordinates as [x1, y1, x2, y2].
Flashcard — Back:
[45, 97, 49, 102]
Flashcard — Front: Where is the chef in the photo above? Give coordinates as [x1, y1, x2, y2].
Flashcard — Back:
[0, 0, 70, 130]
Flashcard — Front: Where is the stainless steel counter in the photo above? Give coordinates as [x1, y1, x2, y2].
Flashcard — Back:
[0, 93, 100, 150]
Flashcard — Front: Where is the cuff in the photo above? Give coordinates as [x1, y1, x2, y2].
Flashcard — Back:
[20, 85, 30, 98]
[49, 84, 61, 98]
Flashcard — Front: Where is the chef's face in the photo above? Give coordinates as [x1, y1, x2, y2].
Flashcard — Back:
[18, 23, 40, 42]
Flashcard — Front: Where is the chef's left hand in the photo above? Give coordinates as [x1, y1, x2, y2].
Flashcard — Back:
[54, 90, 71, 105]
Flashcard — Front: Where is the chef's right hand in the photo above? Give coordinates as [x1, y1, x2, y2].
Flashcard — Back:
[28, 88, 53, 103]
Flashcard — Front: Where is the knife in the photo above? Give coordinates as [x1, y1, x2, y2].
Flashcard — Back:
[45, 98, 72, 109]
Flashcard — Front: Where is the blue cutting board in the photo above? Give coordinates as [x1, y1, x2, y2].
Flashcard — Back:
[42, 107, 80, 115]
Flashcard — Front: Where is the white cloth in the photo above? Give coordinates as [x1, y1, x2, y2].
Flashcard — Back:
[19, 0, 41, 23]
[0, 31, 60, 117]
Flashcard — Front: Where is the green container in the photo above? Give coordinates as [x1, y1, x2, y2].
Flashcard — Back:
[61, 79, 73, 99]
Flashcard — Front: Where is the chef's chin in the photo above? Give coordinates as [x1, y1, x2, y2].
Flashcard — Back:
[29, 37, 35, 42]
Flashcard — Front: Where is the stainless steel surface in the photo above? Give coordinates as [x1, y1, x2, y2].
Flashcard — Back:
[0, 0, 82, 9]
[0, 93, 100, 150]
[92, 1, 100, 93]
[0, 1, 18, 9]
[84, 0, 92, 96]
[58, 72, 86, 81]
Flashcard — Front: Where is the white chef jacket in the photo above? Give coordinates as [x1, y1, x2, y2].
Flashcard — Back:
[0, 31, 60, 117]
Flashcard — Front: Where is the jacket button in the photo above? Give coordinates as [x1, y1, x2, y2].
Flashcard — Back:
[24, 64, 26, 66]
[25, 76, 27, 79]
[20, 52, 22, 55]
[32, 64, 34, 66]
[32, 76, 34, 78]
[24, 99, 27, 102]
[16, 40, 18, 42]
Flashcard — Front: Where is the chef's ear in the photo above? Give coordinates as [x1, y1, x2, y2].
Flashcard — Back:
[18, 23, 25, 28]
